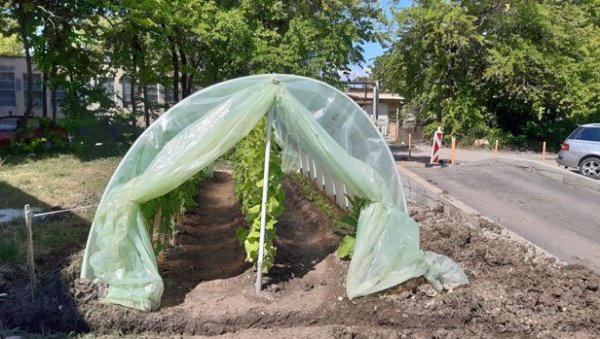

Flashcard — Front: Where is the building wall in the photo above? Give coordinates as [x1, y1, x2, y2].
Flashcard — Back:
[0, 56, 61, 117]
[0, 56, 172, 119]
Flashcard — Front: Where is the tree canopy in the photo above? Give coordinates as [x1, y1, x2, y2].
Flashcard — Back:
[1, 0, 384, 126]
[374, 0, 600, 148]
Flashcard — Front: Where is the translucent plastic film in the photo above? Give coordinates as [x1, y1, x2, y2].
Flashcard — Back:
[81, 74, 468, 311]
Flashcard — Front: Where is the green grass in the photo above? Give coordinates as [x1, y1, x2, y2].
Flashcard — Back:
[0, 154, 121, 266]
[287, 172, 351, 235]
[0, 237, 21, 264]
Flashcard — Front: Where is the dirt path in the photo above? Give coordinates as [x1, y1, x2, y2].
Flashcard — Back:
[159, 173, 251, 307]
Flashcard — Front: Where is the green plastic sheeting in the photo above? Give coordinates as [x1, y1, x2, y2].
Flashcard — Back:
[81, 74, 468, 311]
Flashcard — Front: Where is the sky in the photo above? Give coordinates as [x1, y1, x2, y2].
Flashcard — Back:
[347, 0, 412, 79]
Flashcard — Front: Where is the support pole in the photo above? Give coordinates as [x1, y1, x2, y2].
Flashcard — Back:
[494, 140, 499, 158]
[256, 109, 274, 295]
[542, 141, 547, 161]
[451, 136, 456, 166]
[408, 133, 412, 159]
[24, 204, 35, 300]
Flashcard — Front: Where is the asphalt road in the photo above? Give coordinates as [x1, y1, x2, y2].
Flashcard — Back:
[410, 163, 600, 272]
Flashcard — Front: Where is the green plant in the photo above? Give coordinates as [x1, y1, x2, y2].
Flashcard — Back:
[336, 195, 370, 259]
[0, 237, 21, 265]
[233, 118, 285, 273]
[288, 173, 338, 220]
[140, 170, 208, 255]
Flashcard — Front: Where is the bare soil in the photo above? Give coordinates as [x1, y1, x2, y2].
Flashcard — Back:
[1, 173, 599, 338]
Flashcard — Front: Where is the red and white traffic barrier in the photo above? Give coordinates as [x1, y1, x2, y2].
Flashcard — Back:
[430, 127, 443, 164]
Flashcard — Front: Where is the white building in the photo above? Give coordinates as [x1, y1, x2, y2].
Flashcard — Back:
[343, 81, 404, 141]
[0, 56, 63, 117]
[0, 56, 172, 119]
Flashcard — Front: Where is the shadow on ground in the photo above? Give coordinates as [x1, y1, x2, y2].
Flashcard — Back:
[158, 173, 340, 308]
[0, 183, 91, 333]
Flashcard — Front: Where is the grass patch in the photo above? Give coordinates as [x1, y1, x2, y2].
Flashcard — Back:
[0, 154, 120, 209]
[0, 154, 121, 267]
[0, 237, 21, 265]
[287, 172, 351, 235]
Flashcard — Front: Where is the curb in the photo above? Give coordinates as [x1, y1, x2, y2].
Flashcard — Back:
[396, 164, 560, 262]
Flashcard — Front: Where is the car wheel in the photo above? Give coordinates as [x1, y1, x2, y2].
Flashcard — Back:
[580, 157, 600, 179]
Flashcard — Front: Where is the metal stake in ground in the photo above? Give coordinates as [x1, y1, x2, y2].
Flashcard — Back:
[256, 108, 274, 295]
[24, 204, 35, 300]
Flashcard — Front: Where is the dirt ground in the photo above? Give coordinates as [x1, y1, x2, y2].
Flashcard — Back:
[1, 173, 599, 338]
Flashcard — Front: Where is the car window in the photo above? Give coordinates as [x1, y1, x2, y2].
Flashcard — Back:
[568, 126, 583, 139]
[0, 117, 19, 131]
[575, 127, 600, 142]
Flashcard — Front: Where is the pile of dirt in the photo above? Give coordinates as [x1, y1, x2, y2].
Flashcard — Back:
[1, 173, 599, 338]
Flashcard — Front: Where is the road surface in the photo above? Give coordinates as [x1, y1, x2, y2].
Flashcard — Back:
[409, 162, 600, 272]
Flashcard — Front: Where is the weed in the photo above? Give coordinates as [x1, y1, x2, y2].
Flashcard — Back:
[0, 237, 21, 265]
[287, 172, 348, 234]
[335, 195, 369, 259]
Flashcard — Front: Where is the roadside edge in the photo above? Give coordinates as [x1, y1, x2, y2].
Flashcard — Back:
[396, 164, 561, 262]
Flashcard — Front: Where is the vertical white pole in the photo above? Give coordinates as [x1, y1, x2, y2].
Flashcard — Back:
[256, 109, 274, 295]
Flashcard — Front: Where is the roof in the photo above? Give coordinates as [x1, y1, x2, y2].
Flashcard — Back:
[345, 92, 404, 102]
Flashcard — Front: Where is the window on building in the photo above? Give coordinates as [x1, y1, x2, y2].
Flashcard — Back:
[23, 73, 43, 107]
[147, 84, 158, 103]
[51, 86, 65, 108]
[121, 78, 132, 105]
[100, 77, 115, 102]
[163, 85, 174, 105]
[0, 72, 16, 106]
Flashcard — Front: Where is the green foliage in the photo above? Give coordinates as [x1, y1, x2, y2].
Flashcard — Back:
[336, 235, 355, 259]
[2, 118, 71, 156]
[233, 117, 285, 273]
[140, 170, 208, 255]
[375, 0, 600, 150]
[0, 32, 23, 56]
[0, 237, 20, 265]
[288, 171, 361, 236]
[336, 195, 369, 259]
[288, 173, 339, 221]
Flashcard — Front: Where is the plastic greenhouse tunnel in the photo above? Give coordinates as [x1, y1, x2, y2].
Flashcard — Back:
[81, 74, 469, 311]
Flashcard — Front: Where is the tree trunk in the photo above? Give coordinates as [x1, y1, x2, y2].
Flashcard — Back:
[185, 73, 194, 97]
[143, 83, 150, 128]
[42, 73, 48, 117]
[16, 5, 34, 140]
[177, 33, 189, 98]
[50, 66, 58, 120]
[130, 37, 139, 116]
[170, 42, 180, 102]
[51, 88, 57, 121]
[164, 24, 180, 103]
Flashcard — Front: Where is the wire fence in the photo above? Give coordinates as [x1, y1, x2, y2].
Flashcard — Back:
[32, 204, 103, 219]
[22, 202, 118, 300]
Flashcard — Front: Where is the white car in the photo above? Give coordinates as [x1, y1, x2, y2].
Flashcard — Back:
[556, 123, 600, 178]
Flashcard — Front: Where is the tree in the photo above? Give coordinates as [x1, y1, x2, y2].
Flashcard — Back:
[0, 1, 39, 136]
[375, 0, 600, 146]
[0, 32, 23, 56]
[374, 0, 485, 136]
